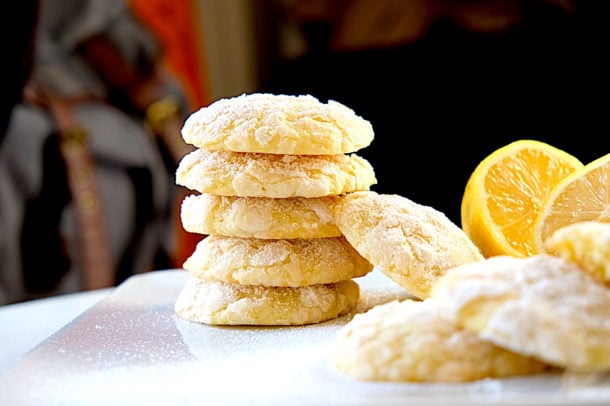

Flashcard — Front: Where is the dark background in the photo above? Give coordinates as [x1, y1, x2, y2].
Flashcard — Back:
[258, 1, 610, 225]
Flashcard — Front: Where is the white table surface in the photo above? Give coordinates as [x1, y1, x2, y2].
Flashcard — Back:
[0, 288, 113, 378]
[1, 270, 609, 405]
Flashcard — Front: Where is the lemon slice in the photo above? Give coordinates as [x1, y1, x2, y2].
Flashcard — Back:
[461, 139, 583, 257]
[534, 153, 610, 253]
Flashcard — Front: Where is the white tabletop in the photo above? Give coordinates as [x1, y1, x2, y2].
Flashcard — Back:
[1, 270, 610, 405]
[0, 288, 113, 378]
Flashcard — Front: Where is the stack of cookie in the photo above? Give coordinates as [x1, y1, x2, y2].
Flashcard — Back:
[173, 93, 377, 326]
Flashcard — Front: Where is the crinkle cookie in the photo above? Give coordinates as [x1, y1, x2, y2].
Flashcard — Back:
[333, 299, 550, 382]
[181, 93, 374, 155]
[333, 191, 483, 299]
[430, 254, 610, 373]
[182, 235, 372, 287]
[176, 149, 376, 198]
[544, 221, 610, 286]
[180, 193, 341, 239]
[174, 277, 360, 326]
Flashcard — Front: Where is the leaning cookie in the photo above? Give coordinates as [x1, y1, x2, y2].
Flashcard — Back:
[180, 193, 342, 239]
[333, 299, 550, 382]
[333, 191, 483, 299]
[430, 254, 610, 373]
[183, 235, 373, 287]
[176, 149, 376, 198]
[181, 93, 374, 155]
[543, 221, 610, 286]
[175, 277, 360, 326]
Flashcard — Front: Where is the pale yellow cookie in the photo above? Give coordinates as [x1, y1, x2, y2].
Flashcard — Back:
[182, 235, 372, 287]
[333, 299, 550, 382]
[180, 193, 342, 239]
[174, 277, 360, 326]
[176, 149, 376, 198]
[332, 191, 483, 299]
[181, 93, 374, 155]
[430, 254, 610, 373]
[544, 221, 610, 286]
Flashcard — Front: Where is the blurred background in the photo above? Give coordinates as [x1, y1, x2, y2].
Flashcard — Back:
[2, 0, 609, 304]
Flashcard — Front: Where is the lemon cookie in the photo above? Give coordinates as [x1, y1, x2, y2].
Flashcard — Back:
[181, 93, 374, 155]
[183, 235, 372, 287]
[180, 193, 342, 239]
[176, 149, 376, 198]
[333, 191, 483, 299]
[174, 277, 360, 326]
[543, 221, 610, 286]
[430, 254, 610, 373]
[333, 299, 550, 382]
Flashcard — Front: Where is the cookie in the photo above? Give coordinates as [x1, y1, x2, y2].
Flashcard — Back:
[183, 235, 373, 287]
[180, 193, 342, 239]
[430, 254, 610, 373]
[174, 277, 360, 326]
[332, 191, 483, 299]
[333, 299, 550, 382]
[181, 93, 374, 155]
[543, 221, 610, 286]
[176, 149, 376, 198]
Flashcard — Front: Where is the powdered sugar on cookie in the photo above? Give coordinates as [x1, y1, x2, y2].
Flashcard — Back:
[430, 254, 610, 373]
[181, 93, 374, 155]
[333, 191, 483, 299]
[176, 149, 376, 198]
[180, 193, 342, 239]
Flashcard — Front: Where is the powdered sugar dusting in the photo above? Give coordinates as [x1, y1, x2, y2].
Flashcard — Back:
[431, 255, 610, 372]
[182, 236, 372, 287]
[180, 93, 374, 155]
[333, 191, 483, 299]
[180, 193, 341, 239]
[176, 149, 376, 198]
[175, 276, 360, 325]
